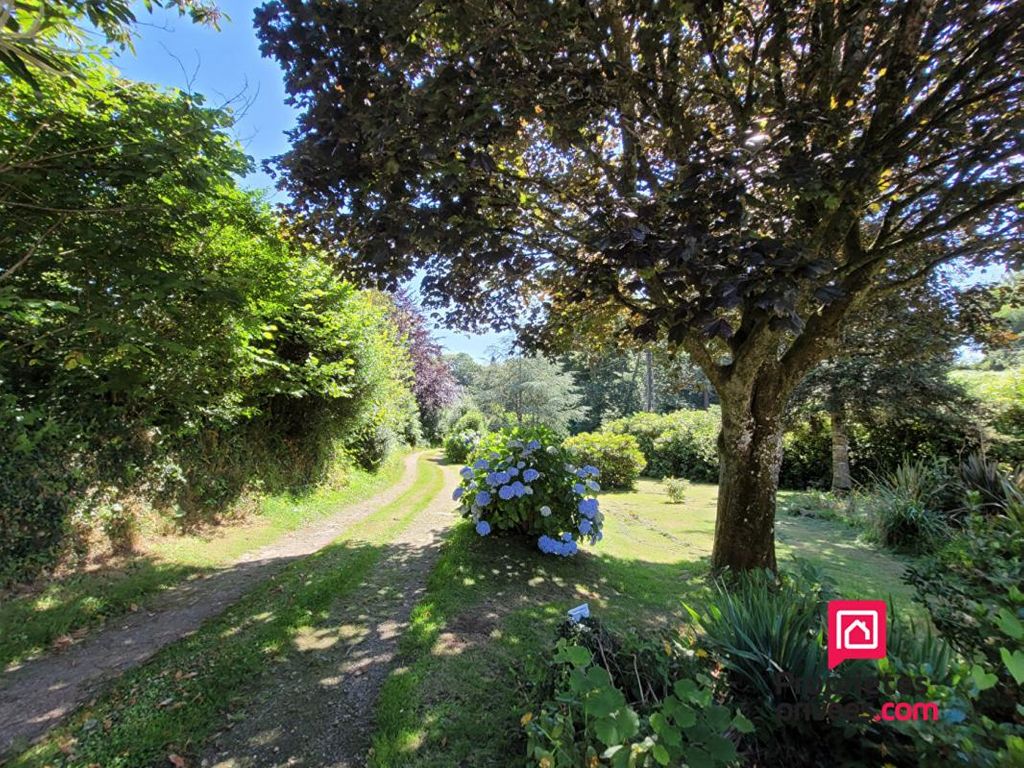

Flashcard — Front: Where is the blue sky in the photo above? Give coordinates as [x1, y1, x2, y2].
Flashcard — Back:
[110, 1, 508, 360]
[107, 5, 1003, 362]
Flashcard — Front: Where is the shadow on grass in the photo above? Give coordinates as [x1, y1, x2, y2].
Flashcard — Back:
[370, 525, 712, 768]
[0, 557, 208, 669]
[5, 523, 452, 768]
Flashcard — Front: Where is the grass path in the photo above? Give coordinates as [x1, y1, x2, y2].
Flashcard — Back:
[201, 456, 460, 767]
[368, 478, 921, 767]
[0, 452, 409, 670]
[0, 451, 424, 759]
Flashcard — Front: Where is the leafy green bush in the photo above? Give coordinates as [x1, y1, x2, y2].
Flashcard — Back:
[904, 508, 1024, 721]
[778, 420, 832, 490]
[0, 405, 79, 583]
[664, 477, 688, 504]
[524, 621, 750, 768]
[563, 432, 646, 489]
[443, 430, 481, 464]
[864, 459, 952, 553]
[685, 561, 833, 707]
[0, 71, 419, 580]
[453, 425, 603, 556]
[879, 613, 1023, 767]
[604, 408, 720, 481]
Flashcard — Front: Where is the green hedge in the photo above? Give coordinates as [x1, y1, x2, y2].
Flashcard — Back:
[602, 407, 832, 489]
[563, 432, 646, 489]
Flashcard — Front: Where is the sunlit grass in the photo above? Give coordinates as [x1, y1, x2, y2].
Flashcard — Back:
[0, 452, 408, 669]
[8, 454, 443, 768]
[369, 477, 923, 767]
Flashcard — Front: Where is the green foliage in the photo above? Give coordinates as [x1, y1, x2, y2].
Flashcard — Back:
[905, 510, 1024, 720]
[864, 459, 952, 553]
[0, 0, 221, 86]
[0, 71, 417, 580]
[454, 425, 604, 554]
[778, 420, 832, 490]
[603, 408, 719, 482]
[958, 452, 1024, 514]
[878, 615, 1023, 767]
[442, 430, 481, 464]
[525, 624, 745, 768]
[664, 478, 688, 504]
[0, 404, 78, 583]
[684, 562, 833, 707]
[563, 431, 646, 490]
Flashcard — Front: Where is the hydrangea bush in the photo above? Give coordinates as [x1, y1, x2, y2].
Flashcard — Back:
[452, 425, 604, 556]
[443, 429, 481, 464]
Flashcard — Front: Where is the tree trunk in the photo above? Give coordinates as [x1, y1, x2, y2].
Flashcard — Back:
[830, 404, 852, 495]
[644, 348, 654, 412]
[711, 384, 785, 572]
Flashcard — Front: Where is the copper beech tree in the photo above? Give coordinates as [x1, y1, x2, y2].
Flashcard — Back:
[257, 0, 1023, 571]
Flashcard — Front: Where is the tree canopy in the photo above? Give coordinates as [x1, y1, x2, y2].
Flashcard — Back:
[256, 0, 1023, 570]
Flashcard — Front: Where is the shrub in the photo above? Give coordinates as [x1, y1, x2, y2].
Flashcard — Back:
[958, 452, 1024, 515]
[778, 419, 832, 490]
[443, 430, 481, 464]
[664, 477, 688, 504]
[865, 459, 952, 553]
[563, 431, 646, 489]
[685, 561, 833, 707]
[878, 613, 1023, 767]
[96, 501, 139, 555]
[0, 406, 79, 584]
[524, 620, 750, 768]
[604, 408, 720, 481]
[452, 425, 603, 556]
[904, 508, 1024, 721]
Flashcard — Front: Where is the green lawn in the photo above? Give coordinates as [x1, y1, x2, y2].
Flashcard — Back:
[370, 478, 920, 767]
[8, 474, 921, 768]
[0, 451, 408, 669]
[9, 453, 443, 768]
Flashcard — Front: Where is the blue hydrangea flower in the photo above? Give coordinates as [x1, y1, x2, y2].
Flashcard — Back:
[578, 519, 592, 534]
[573, 483, 586, 495]
[579, 498, 599, 517]
[473, 459, 489, 470]
[507, 466, 519, 477]
[584, 465, 600, 477]
[561, 532, 573, 542]
[586, 479, 600, 492]
[576, 468, 588, 478]
[516, 461, 525, 469]
[498, 484, 515, 500]
[476, 520, 491, 536]
[452, 487, 465, 501]
[510, 481, 526, 497]
[494, 471, 510, 484]
[523, 468, 540, 482]
[527, 439, 541, 450]
[460, 467, 474, 479]
[475, 491, 492, 507]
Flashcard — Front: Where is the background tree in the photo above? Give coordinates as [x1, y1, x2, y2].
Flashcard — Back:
[471, 353, 585, 433]
[0, 0, 221, 84]
[257, 0, 1023, 570]
[389, 289, 460, 439]
[791, 279, 977, 492]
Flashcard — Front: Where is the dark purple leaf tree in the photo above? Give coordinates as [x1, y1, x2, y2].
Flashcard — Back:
[390, 289, 460, 439]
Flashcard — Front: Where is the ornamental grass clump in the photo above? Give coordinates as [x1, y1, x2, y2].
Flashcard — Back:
[452, 425, 604, 556]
